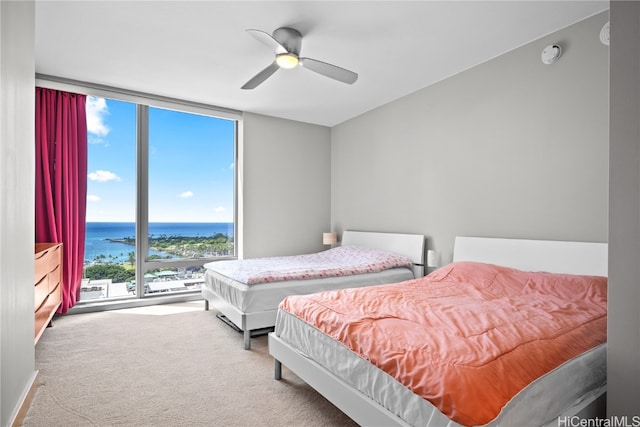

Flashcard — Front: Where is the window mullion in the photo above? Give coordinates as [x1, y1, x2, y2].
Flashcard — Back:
[136, 104, 150, 298]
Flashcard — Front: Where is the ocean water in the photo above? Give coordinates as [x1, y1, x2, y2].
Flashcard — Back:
[84, 222, 234, 264]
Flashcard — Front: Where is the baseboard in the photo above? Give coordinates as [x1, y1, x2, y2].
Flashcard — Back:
[10, 370, 39, 427]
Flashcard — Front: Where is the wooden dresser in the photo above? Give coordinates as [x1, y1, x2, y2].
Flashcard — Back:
[34, 243, 63, 344]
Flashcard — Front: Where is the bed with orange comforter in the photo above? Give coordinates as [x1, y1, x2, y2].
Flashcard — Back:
[271, 260, 607, 426]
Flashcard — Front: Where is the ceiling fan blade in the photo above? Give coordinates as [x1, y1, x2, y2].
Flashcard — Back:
[241, 61, 279, 90]
[299, 57, 358, 85]
[246, 29, 287, 54]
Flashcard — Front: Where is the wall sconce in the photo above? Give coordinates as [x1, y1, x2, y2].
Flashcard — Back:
[323, 232, 337, 247]
[427, 250, 440, 268]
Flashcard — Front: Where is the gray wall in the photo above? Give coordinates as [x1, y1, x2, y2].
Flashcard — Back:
[331, 12, 610, 264]
[241, 113, 331, 258]
[608, 1, 640, 416]
[0, 1, 37, 426]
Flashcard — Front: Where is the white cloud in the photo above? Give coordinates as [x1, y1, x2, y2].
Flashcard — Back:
[88, 136, 108, 146]
[229, 162, 235, 169]
[88, 170, 121, 182]
[86, 96, 110, 137]
[87, 194, 101, 202]
[214, 206, 225, 213]
[178, 191, 194, 198]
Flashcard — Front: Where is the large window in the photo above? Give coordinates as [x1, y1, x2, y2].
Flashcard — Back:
[81, 95, 237, 302]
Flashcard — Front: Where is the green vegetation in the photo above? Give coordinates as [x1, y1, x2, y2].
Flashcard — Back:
[112, 232, 233, 259]
[84, 264, 135, 283]
[92, 253, 127, 263]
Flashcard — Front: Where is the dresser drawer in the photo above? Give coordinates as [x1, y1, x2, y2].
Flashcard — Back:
[35, 243, 61, 284]
[34, 242, 63, 344]
[47, 264, 61, 293]
[35, 274, 49, 312]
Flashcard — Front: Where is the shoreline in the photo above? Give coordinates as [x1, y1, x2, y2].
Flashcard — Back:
[86, 233, 234, 266]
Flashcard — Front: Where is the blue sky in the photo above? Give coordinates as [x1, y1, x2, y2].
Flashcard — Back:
[85, 97, 235, 223]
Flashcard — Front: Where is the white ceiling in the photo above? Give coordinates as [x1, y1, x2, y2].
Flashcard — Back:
[35, 1, 608, 127]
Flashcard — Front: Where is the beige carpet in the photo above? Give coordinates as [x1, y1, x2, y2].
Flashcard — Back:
[23, 301, 358, 426]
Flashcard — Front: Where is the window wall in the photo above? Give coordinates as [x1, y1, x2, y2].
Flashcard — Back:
[62, 83, 240, 304]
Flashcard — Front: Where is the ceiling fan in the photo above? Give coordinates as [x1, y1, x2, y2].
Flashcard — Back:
[241, 27, 358, 90]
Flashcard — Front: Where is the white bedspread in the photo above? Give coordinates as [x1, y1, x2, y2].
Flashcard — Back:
[203, 246, 413, 285]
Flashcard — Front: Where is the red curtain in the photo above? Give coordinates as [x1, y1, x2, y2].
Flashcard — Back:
[35, 87, 88, 313]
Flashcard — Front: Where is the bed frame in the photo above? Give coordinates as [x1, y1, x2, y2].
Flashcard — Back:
[204, 230, 425, 350]
[453, 236, 608, 276]
[269, 236, 608, 426]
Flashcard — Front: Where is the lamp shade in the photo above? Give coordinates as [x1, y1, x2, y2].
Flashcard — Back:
[323, 232, 337, 246]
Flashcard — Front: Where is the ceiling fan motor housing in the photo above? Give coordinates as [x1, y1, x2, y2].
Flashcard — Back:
[273, 27, 302, 55]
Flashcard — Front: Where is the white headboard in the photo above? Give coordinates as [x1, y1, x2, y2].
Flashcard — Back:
[341, 230, 425, 276]
[453, 236, 608, 276]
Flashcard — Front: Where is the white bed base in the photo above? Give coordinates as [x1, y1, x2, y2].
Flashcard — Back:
[204, 230, 425, 350]
[269, 236, 608, 426]
[203, 289, 275, 349]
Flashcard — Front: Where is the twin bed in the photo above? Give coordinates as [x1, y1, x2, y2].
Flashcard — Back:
[202, 230, 425, 349]
[269, 236, 608, 426]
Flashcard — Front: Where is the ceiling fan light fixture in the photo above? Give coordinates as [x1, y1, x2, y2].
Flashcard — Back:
[276, 53, 299, 69]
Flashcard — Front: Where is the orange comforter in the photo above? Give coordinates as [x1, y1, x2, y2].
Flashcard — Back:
[280, 261, 607, 426]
